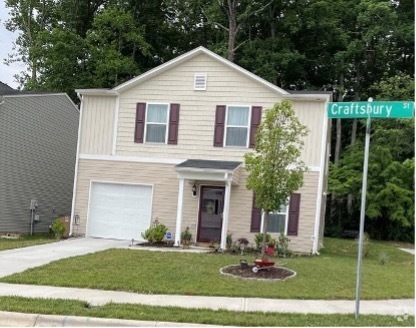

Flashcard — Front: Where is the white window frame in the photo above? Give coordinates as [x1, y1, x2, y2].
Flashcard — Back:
[224, 105, 251, 148]
[144, 103, 170, 144]
[260, 204, 289, 235]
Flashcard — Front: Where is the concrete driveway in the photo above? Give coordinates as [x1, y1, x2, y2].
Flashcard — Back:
[0, 238, 129, 278]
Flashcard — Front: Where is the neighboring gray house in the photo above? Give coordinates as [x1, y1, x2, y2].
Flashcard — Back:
[0, 82, 79, 234]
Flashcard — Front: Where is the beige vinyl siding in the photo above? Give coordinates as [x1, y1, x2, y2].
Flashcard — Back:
[79, 96, 116, 154]
[228, 170, 319, 254]
[73, 159, 180, 237]
[115, 54, 326, 166]
[74, 158, 319, 253]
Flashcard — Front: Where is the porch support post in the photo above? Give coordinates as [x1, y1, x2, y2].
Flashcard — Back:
[174, 178, 185, 246]
[220, 179, 232, 250]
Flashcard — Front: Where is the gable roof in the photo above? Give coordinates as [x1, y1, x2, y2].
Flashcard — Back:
[76, 46, 331, 101]
[113, 46, 290, 95]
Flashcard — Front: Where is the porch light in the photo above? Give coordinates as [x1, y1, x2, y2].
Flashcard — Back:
[192, 183, 197, 197]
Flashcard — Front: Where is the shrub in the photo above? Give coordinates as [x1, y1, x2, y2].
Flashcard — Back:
[226, 232, 233, 250]
[277, 233, 291, 257]
[181, 227, 192, 245]
[51, 219, 66, 240]
[254, 233, 271, 250]
[141, 220, 168, 244]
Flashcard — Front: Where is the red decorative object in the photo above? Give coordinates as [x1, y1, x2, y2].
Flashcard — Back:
[266, 246, 275, 256]
[254, 259, 275, 267]
[252, 259, 275, 273]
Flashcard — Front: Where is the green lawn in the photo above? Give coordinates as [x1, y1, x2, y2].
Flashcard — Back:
[1, 237, 413, 300]
[0, 296, 414, 327]
[0, 233, 56, 251]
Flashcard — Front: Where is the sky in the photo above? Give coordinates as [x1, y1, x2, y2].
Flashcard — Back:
[0, 0, 23, 89]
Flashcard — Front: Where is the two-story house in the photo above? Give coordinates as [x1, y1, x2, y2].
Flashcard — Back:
[72, 47, 331, 254]
[0, 82, 79, 234]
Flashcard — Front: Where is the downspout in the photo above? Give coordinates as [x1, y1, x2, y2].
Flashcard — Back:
[69, 92, 84, 236]
[312, 102, 330, 254]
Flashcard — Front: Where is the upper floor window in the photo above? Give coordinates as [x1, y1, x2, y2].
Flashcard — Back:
[135, 102, 180, 145]
[214, 105, 262, 148]
[225, 106, 249, 147]
[146, 104, 169, 143]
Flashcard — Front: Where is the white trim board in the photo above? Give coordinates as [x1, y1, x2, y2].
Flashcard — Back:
[78, 154, 322, 172]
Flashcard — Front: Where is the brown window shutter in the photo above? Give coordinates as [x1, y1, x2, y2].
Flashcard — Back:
[213, 105, 226, 147]
[249, 106, 262, 148]
[250, 193, 262, 232]
[168, 103, 180, 145]
[135, 102, 146, 143]
[287, 193, 301, 236]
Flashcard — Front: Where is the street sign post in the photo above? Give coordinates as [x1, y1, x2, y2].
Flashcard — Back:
[327, 101, 414, 118]
[326, 100, 414, 319]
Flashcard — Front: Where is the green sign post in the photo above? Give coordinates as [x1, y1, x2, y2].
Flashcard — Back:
[326, 100, 414, 319]
[327, 101, 414, 118]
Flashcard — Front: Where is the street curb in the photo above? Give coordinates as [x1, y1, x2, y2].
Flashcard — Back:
[0, 311, 232, 327]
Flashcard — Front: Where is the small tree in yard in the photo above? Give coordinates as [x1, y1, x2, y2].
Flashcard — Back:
[244, 100, 308, 260]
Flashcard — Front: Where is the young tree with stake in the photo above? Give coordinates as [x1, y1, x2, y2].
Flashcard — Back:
[245, 100, 308, 260]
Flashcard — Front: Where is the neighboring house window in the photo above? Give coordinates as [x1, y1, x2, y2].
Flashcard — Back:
[250, 193, 301, 236]
[135, 102, 180, 144]
[214, 105, 262, 148]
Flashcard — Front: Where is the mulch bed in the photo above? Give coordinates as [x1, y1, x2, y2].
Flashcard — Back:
[221, 264, 296, 280]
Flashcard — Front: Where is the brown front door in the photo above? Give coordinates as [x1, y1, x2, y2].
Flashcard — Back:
[197, 186, 224, 243]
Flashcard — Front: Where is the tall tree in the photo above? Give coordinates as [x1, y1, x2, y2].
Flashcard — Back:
[4, 0, 58, 85]
[327, 73, 415, 241]
[245, 100, 308, 259]
[202, 0, 271, 61]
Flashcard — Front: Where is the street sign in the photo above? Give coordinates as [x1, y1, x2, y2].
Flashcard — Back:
[327, 101, 414, 118]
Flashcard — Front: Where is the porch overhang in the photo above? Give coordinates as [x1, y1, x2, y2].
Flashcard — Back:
[174, 159, 242, 185]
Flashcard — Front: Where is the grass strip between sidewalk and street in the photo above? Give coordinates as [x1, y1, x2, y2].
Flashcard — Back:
[1, 238, 413, 300]
[0, 296, 414, 327]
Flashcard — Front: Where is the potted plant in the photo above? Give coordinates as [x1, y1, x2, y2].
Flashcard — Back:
[267, 238, 276, 256]
[181, 227, 192, 249]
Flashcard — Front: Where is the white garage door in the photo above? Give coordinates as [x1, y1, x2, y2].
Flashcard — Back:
[87, 182, 152, 240]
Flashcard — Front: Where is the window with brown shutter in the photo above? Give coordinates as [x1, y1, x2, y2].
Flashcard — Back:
[134, 102, 146, 143]
[168, 103, 180, 144]
[287, 193, 301, 236]
[214, 105, 262, 148]
[213, 105, 226, 147]
[250, 193, 262, 232]
[249, 106, 262, 148]
[135, 102, 180, 144]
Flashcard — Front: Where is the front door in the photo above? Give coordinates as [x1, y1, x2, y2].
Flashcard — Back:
[197, 186, 224, 243]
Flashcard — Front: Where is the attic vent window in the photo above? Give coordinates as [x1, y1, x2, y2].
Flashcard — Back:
[194, 73, 207, 90]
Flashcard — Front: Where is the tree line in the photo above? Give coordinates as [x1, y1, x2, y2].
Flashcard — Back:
[4, 0, 414, 242]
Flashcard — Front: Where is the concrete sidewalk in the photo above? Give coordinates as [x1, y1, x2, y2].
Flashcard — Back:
[0, 283, 414, 316]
